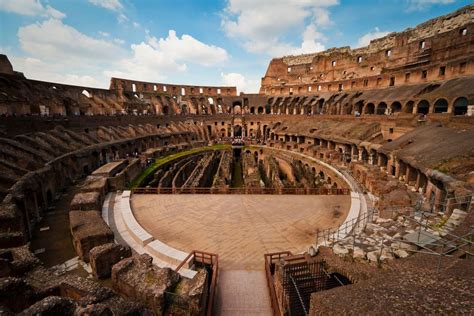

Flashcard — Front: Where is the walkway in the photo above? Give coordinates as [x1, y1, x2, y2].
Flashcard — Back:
[215, 270, 272, 315]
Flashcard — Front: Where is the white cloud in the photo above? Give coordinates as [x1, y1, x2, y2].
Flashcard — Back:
[18, 19, 124, 63]
[221, 0, 338, 56]
[406, 0, 455, 11]
[356, 27, 390, 48]
[11, 19, 230, 90]
[12, 19, 124, 88]
[117, 13, 128, 23]
[0, 0, 65, 18]
[133, 22, 140, 28]
[88, 0, 123, 12]
[221, 72, 259, 93]
[11, 56, 103, 87]
[105, 30, 229, 82]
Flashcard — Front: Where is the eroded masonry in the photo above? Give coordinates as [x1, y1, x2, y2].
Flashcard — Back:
[0, 4, 473, 315]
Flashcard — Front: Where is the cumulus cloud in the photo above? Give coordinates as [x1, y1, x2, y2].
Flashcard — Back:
[18, 19, 123, 63]
[11, 19, 230, 89]
[12, 19, 125, 88]
[105, 30, 229, 82]
[88, 0, 123, 12]
[406, 0, 455, 11]
[221, 0, 338, 56]
[221, 72, 259, 93]
[11, 56, 103, 87]
[0, 0, 65, 19]
[356, 27, 390, 48]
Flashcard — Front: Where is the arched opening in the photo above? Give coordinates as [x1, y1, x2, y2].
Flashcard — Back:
[233, 101, 242, 115]
[376, 102, 387, 115]
[391, 101, 402, 113]
[162, 105, 169, 115]
[257, 106, 264, 114]
[265, 104, 271, 114]
[404, 101, 414, 113]
[234, 125, 242, 137]
[250, 107, 255, 114]
[317, 99, 325, 114]
[364, 103, 375, 114]
[453, 97, 468, 116]
[416, 100, 430, 114]
[433, 99, 448, 113]
[354, 101, 363, 115]
[181, 104, 188, 114]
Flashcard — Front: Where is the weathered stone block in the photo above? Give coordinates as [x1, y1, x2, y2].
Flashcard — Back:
[69, 211, 114, 262]
[70, 191, 102, 211]
[167, 268, 209, 315]
[19, 296, 76, 315]
[111, 254, 180, 315]
[90, 243, 131, 279]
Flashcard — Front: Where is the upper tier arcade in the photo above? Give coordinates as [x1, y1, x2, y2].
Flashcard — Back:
[110, 77, 237, 97]
[260, 4, 474, 95]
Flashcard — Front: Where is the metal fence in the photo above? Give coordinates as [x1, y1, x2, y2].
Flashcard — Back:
[132, 187, 350, 195]
[315, 207, 375, 247]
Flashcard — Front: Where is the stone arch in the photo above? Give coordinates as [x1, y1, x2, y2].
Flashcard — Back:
[265, 103, 271, 114]
[162, 105, 169, 115]
[404, 101, 414, 113]
[416, 100, 430, 114]
[234, 125, 242, 137]
[376, 102, 387, 115]
[453, 97, 468, 116]
[433, 98, 448, 113]
[354, 101, 363, 114]
[391, 101, 402, 113]
[257, 106, 264, 114]
[233, 101, 242, 115]
[317, 98, 325, 114]
[181, 104, 188, 114]
[364, 103, 375, 114]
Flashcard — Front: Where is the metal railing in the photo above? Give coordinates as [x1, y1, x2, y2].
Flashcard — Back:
[264, 251, 294, 316]
[132, 187, 350, 195]
[315, 207, 375, 246]
[175, 250, 219, 316]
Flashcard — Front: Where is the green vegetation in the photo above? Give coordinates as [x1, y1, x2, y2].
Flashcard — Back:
[129, 144, 231, 188]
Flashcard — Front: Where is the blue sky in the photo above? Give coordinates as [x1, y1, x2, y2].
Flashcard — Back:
[0, 0, 471, 92]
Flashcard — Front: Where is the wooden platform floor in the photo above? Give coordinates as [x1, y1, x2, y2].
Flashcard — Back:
[132, 194, 350, 270]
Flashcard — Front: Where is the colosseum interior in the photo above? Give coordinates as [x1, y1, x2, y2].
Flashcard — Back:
[0, 3, 473, 316]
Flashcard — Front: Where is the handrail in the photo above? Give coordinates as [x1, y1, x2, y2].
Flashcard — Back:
[264, 251, 293, 316]
[132, 187, 350, 195]
[175, 250, 219, 316]
[315, 207, 375, 246]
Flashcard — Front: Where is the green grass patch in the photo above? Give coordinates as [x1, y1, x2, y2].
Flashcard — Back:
[129, 144, 231, 189]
